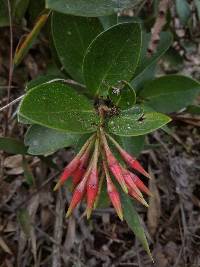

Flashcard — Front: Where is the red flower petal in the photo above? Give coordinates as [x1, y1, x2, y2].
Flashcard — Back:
[106, 177, 123, 221]
[86, 167, 98, 219]
[66, 176, 87, 217]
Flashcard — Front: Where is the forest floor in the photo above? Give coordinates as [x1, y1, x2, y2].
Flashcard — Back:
[0, 26, 200, 267]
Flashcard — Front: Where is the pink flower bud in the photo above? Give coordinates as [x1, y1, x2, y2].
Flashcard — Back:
[106, 178, 123, 221]
[121, 168, 143, 198]
[105, 149, 128, 194]
[66, 176, 87, 217]
[118, 149, 151, 179]
[72, 149, 90, 186]
[130, 173, 152, 196]
[86, 167, 98, 219]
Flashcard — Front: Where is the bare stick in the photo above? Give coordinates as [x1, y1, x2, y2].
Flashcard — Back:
[148, 0, 171, 56]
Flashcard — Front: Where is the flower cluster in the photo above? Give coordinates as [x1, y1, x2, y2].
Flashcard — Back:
[54, 128, 151, 220]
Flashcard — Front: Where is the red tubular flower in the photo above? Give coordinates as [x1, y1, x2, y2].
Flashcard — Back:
[121, 167, 143, 198]
[86, 167, 98, 219]
[100, 130, 128, 193]
[54, 135, 94, 191]
[66, 175, 88, 218]
[106, 134, 151, 179]
[55, 127, 151, 220]
[130, 172, 152, 196]
[103, 161, 123, 221]
[128, 187, 149, 207]
[72, 143, 92, 187]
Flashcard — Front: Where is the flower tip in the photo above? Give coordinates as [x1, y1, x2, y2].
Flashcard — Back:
[86, 207, 92, 220]
[53, 181, 61, 191]
[141, 198, 149, 208]
[117, 210, 123, 221]
[121, 182, 128, 194]
[65, 208, 72, 218]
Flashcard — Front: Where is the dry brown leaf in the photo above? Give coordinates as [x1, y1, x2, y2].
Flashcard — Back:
[4, 155, 23, 168]
[0, 237, 13, 255]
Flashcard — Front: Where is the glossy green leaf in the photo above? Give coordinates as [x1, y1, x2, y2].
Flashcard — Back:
[109, 81, 136, 110]
[108, 108, 171, 136]
[139, 75, 200, 113]
[0, 137, 27, 154]
[117, 135, 145, 157]
[120, 190, 152, 259]
[52, 12, 103, 83]
[176, 0, 191, 25]
[133, 32, 173, 90]
[46, 0, 142, 17]
[25, 75, 60, 91]
[83, 22, 142, 97]
[25, 125, 80, 155]
[18, 81, 99, 133]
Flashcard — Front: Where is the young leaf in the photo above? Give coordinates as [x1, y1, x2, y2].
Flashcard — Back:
[18, 81, 99, 133]
[109, 82, 136, 110]
[120, 191, 153, 260]
[83, 22, 142, 97]
[46, 0, 142, 17]
[0, 137, 27, 155]
[52, 12, 103, 83]
[107, 108, 171, 136]
[139, 75, 200, 113]
[25, 125, 80, 155]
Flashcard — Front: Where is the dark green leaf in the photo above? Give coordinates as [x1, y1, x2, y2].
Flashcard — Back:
[133, 32, 173, 90]
[109, 81, 136, 110]
[117, 135, 145, 157]
[18, 81, 99, 133]
[186, 105, 200, 115]
[107, 108, 171, 136]
[28, 0, 45, 23]
[25, 75, 60, 91]
[25, 125, 80, 155]
[52, 12, 103, 83]
[83, 22, 142, 97]
[176, 0, 191, 25]
[13, 0, 30, 23]
[139, 75, 200, 113]
[0, 0, 9, 27]
[100, 14, 118, 29]
[46, 0, 142, 17]
[120, 191, 152, 259]
[0, 137, 27, 154]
